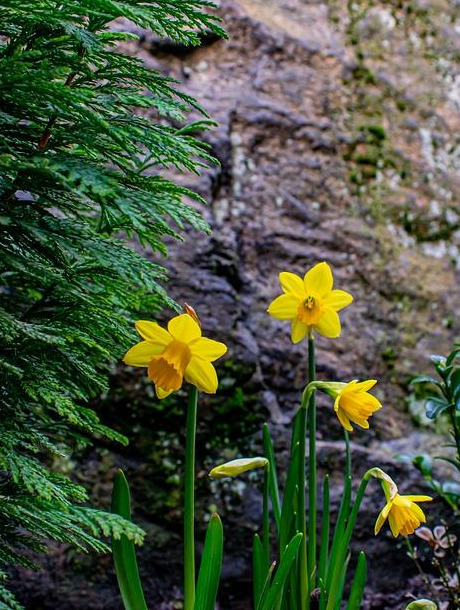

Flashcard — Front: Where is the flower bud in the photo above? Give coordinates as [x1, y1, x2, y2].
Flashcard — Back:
[209, 457, 269, 479]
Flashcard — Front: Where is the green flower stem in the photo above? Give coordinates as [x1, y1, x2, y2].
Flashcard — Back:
[344, 430, 352, 518]
[307, 335, 316, 593]
[263, 467, 270, 575]
[326, 475, 371, 610]
[184, 385, 198, 610]
[344, 431, 351, 480]
[298, 396, 308, 610]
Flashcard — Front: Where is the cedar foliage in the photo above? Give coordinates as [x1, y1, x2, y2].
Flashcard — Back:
[0, 1, 224, 605]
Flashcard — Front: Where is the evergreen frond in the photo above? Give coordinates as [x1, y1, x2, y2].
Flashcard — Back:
[0, 0, 223, 598]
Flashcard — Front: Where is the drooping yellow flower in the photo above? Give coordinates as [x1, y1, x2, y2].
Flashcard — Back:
[332, 380, 382, 432]
[375, 492, 433, 538]
[267, 262, 353, 342]
[123, 313, 227, 399]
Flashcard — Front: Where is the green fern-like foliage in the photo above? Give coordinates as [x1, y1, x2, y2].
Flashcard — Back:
[0, 1, 224, 605]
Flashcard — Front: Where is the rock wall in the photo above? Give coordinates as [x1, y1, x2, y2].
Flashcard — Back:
[142, 0, 460, 433]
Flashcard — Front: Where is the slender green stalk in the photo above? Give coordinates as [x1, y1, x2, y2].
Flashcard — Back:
[307, 334, 316, 593]
[298, 398, 308, 610]
[326, 478, 369, 610]
[263, 424, 281, 532]
[344, 431, 351, 481]
[184, 385, 198, 610]
[344, 431, 352, 520]
[263, 467, 270, 575]
[318, 475, 330, 587]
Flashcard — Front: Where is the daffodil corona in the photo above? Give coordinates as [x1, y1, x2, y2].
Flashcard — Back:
[267, 262, 353, 342]
[375, 492, 433, 538]
[123, 313, 227, 399]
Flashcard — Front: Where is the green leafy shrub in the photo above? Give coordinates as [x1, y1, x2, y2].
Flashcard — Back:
[0, 1, 224, 605]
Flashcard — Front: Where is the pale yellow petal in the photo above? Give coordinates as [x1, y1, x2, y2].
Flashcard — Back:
[351, 416, 370, 429]
[279, 271, 304, 297]
[322, 289, 353, 311]
[168, 314, 201, 344]
[336, 408, 353, 432]
[156, 386, 174, 400]
[190, 337, 227, 362]
[268, 294, 299, 320]
[340, 380, 359, 394]
[304, 262, 333, 297]
[388, 512, 400, 537]
[185, 357, 218, 394]
[409, 503, 426, 522]
[291, 318, 308, 343]
[135, 320, 171, 345]
[354, 379, 377, 392]
[404, 495, 433, 503]
[375, 502, 392, 535]
[314, 309, 341, 338]
[333, 396, 341, 413]
[123, 341, 165, 366]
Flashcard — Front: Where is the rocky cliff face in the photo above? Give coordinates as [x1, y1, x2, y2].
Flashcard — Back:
[144, 0, 460, 432]
[12, 1, 460, 608]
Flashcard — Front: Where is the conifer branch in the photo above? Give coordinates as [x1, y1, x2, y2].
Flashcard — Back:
[0, 1, 224, 605]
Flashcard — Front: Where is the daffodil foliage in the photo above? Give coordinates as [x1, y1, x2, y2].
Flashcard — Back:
[0, 1, 224, 605]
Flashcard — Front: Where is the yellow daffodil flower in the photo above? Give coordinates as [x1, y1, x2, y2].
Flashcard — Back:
[375, 492, 432, 538]
[267, 262, 353, 342]
[332, 380, 382, 432]
[123, 313, 227, 399]
[306, 379, 382, 431]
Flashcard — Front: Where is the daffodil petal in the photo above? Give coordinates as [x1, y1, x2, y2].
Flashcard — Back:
[322, 289, 353, 311]
[374, 502, 392, 535]
[351, 417, 370, 429]
[333, 396, 340, 413]
[168, 314, 201, 343]
[314, 309, 341, 338]
[279, 271, 304, 297]
[135, 320, 171, 345]
[409, 503, 426, 522]
[388, 513, 400, 537]
[304, 262, 333, 297]
[123, 341, 165, 366]
[185, 357, 218, 394]
[268, 294, 299, 320]
[336, 408, 353, 431]
[291, 318, 308, 343]
[354, 379, 378, 392]
[156, 386, 174, 400]
[404, 495, 433, 503]
[190, 337, 227, 362]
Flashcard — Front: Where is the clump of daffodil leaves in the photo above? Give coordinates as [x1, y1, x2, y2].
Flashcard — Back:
[111, 261, 432, 610]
